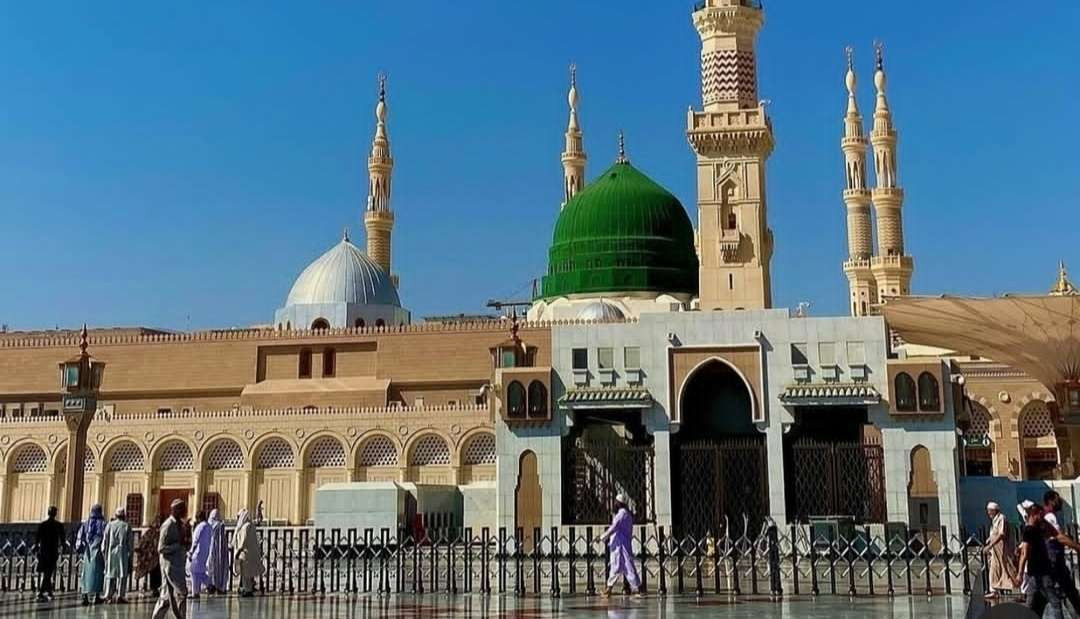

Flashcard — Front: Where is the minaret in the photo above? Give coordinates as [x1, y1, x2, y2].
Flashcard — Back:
[688, 0, 774, 311]
[561, 64, 587, 209]
[841, 47, 877, 317]
[365, 73, 396, 284]
[869, 43, 913, 300]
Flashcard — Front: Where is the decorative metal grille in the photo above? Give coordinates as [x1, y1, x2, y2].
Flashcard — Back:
[676, 438, 768, 537]
[307, 436, 346, 468]
[84, 449, 96, 472]
[967, 402, 991, 437]
[10, 445, 47, 473]
[786, 439, 886, 524]
[256, 438, 295, 469]
[358, 436, 398, 467]
[462, 433, 496, 465]
[206, 439, 245, 470]
[125, 493, 144, 527]
[157, 440, 193, 471]
[108, 442, 145, 472]
[56, 449, 96, 473]
[409, 434, 450, 466]
[563, 439, 655, 525]
[1021, 401, 1054, 438]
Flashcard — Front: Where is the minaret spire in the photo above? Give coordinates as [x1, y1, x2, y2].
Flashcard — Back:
[869, 41, 913, 301]
[841, 47, 876, 316]
[560, 63, 587, 209]
[365, 72, 397, 284]
[615, 130, 628, 164]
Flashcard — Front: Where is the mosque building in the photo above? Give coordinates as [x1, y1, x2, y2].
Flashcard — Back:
[0, 0, 1062, 536]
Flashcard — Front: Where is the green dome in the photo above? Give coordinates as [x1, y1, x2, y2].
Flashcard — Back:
[541, 161, 699, 299]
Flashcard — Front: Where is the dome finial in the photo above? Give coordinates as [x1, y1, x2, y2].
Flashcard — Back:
[342, 226, 350, 242]
[874, 40, 885, 72]
[616, 130, 629, 164]
[378, 72, 387, 103]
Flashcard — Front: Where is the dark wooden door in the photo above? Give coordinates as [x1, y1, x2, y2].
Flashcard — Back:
[515, 451, 542, 550]
[158, 488, 192, 520]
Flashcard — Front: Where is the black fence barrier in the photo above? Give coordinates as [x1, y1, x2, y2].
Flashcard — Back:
[0, 521, 1022, 599]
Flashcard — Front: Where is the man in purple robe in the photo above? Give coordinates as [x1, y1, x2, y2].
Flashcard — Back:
[600, 492, 643, 597]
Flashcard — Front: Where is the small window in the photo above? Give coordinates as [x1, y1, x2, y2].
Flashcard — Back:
[847, 342, 866, 366]
[598, 347, 614, 370]
[202, 492, 221, 516]
[818, 342, 837, 366]
[572, 348, 588, 371]
[527, 381, 548, 419]
[790, 343, 808, 365]
[499, 346, 518, 369]
[375, 318, 386, 327]
[156, 408, 173, 416]
[895, 372, 917, 412]
[624, 347, 641, 370]
[299, 349, 313, 379]
[726, 212, 737, 229]
[311, 318, 330, 331]
[354, 318, 365, 328]
[126, 494, 144, 527]
[322, 348, 336, 378]
[507, 382, 526, 418]
[447, 399, 459, 408]
[918, 371, 941, 412]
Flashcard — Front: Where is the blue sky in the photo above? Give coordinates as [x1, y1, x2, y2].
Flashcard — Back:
[0, 1, 1076, 331]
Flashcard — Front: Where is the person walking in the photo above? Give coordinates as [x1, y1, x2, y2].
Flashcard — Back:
[188, 511, 211, 599]
[35, 506, 65, 602]
[103, 507, 132, 603]
[205, 509, 229, 594]
[135, 516, 164, 597]
[232, 508, 264, 597]
[599, 493, 643, 598]
[75, 504, 107, 606]
[1017, 502, 1064, 618]
[984, 501, 1018, 599]
[1042, 490, 1080, 613]
[152, 499, 189, 619]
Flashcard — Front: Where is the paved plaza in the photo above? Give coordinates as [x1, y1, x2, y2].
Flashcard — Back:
[1, 593, 976, 618]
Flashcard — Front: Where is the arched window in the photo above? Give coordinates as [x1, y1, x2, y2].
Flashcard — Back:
[306, 436, 346, 468]
[358, 436, 399, 467]
[108, 442, 145, 472]
[322, 348, 336, 378]
[917, 372, 940, 412]
[462, 433, 496, 465]
[507, 381, 526, 418]
[10, 444, 47, 473]
[311, 318, 330, 331]
[409, 434, 450, 466]
[894, 372, 917, 412]
[375, 318, 386, 328]
[299, 348, 312, 379]
[205, 439, 244, 470]
[256, 438, 295, 469]
[527, 381, 548, 419]
[157, 440, 194, 471]
[354, 318, 365, 328]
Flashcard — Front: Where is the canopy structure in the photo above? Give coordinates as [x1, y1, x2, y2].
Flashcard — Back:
[882, 294, 1080, 394]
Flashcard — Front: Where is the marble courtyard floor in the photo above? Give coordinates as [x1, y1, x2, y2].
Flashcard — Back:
[2, 592, 976, 618]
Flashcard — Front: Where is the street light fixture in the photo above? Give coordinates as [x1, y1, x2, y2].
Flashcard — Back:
[57, 325, 104, 522]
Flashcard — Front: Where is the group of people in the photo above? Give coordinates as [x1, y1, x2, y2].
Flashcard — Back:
[34, 499, 265, 614]
[985, 491, 1080, 618]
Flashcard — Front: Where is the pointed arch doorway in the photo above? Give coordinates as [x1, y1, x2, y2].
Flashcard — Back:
[515, 451, 542, 550]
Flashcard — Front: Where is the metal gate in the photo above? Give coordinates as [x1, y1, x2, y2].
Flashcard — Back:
[676, 438, 768, 538]
[563, 439, 655, 524]
[787, 439, 886, 523]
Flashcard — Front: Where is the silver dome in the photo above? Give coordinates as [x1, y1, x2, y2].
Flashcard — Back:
[285, 238, 400, 307]
[576, 300, 625, 321]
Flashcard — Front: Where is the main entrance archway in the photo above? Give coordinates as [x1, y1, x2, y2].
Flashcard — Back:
[673, 358, 767, 538]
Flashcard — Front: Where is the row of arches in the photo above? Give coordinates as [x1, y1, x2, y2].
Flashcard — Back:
[3, 430, 497, 524]
[962, 397, 1059, 479]
[506, 380, 548, 419]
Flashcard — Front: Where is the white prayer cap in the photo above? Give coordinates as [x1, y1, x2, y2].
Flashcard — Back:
[115, 506, 126, 518]
[986, 501, 1000, 511]
[615, 493, 628, 505]
[1017, 500, 1036, 518]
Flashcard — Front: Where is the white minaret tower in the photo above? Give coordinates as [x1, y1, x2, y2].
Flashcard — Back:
[561, 64, 587, 209]
[689, 0, 774, 311]
[365, 74, 396, 285]
[841, 47, 877, 317]
[869, 43, 913, 300]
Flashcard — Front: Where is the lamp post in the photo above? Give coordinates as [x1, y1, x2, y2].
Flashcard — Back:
[57, 325, 104, 522]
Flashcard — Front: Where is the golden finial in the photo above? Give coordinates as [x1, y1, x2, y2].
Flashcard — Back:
[874, 40, 885, 71]
[1051, 261, 1078, 296]
[845, 46, 854, 71]
[378, 72, 387, 102]
[616, 130, 628, 164]
[570, 63, 577, 88]
[343, 227, 350, 243]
